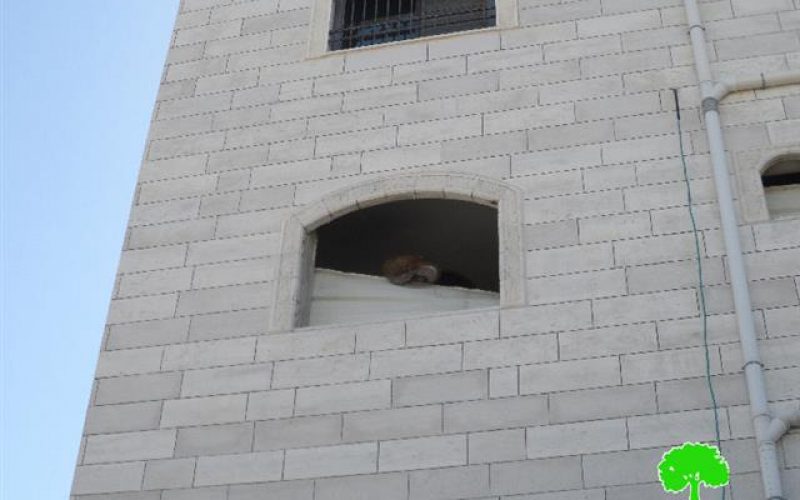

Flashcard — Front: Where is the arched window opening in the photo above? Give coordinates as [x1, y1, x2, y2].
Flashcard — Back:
[762, 157, 800, 220]
[308, 199, 499, 326]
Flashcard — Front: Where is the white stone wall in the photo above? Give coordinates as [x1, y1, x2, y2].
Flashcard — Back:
[72, 0, 800, 498]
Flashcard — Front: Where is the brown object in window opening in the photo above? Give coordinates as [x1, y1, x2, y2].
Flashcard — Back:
[381, 255, 440, 285]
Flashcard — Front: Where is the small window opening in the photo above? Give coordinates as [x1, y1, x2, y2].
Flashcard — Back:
[307, 199, 499, 326]
[329, 0, 496, 50]
[762, 158, 800, 220]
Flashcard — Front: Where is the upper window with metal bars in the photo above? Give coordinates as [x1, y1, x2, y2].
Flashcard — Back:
[328, 0, 496, 50]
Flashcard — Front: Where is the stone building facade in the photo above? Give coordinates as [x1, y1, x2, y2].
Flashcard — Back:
[72, 0, 800, 498]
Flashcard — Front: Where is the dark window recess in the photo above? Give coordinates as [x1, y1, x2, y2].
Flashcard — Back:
[761, 157, 800, 219]
[329, 0, 496, 50]
[315, 199, 499, 292]
[762, 172, 800, 187]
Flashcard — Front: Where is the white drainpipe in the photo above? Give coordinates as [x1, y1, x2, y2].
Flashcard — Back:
[681, 0, 800, 498]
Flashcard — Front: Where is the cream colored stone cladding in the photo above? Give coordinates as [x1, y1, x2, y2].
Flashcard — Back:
[72, 0, 800, 498]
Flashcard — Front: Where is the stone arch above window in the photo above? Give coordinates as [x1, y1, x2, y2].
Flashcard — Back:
[269, 172, 525, 331]
[734, 148, 800, 223]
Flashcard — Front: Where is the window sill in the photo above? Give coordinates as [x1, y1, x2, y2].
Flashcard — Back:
[308, 25, 501, 60]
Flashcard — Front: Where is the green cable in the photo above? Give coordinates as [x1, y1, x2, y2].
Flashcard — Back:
[671, 88, 726, 500]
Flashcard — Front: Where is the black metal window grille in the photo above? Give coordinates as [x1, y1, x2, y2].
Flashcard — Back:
[329, 0, 496, 50]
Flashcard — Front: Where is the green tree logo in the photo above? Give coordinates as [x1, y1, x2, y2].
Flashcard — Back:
[658, 442, 730, 500]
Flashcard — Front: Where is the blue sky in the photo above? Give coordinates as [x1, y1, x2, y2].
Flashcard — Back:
[2, 1, 180, 497]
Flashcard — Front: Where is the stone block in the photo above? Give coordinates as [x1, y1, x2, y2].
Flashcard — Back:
[526, 269, 627, 305]
[84, 402, 162, 435]
[656, 373, 748, 413]
[428, 30, 500, 58]
[406, 311, 499, 346]
[284, 443, 378, 479]
[444, 395, 548, 433]
[316, 473, 408, 500]
[520, 357, 621, 394]
[175, 20, 242, 45]
[162, 487, 227, 500]
[256, 328, 355, 361]
[96, 347, 164, 378]
[355, 321, 405, 352]
[559, 324, 658, 360]
[189, 308, 270, 341]
[107, 294, 178, 325]
[469, 428, 526, 464]
[489, 457, 583, 496]
[524, 220, 579, 249]
[489, 366, 518, 398]
[468, 45, 543, 73]
[621, 347, 722, 384]
[362, 144, 441, 172]
[540, 76, 622, 104]
[225, 120, 306, 149]
[576, 93, 661, 121]
[581, 49, 671, 78]
[175, 422, 254, 457]
[139, 155, 207, 183]
[613, 233, 696, 266]
[500, 302, 592, 337]
[314, 67, 391, 95]
[161, 394, 247, 427]
[577, 10, 661, 37]
[343, 84, 417, 111]
[394, 370, 487, 406]
[593, 289, 698, 326]
[502, 22, 576, 49]
[315, 127, 396, 156]
[192, 258, 275, 289]
[343, 406, 441, 442]
[72, 463, 145, 495]
[157, 92, 231, 121]
[273, 353, 369, 388]
[84, 429, 176, 464]
[513, 144, 602, 176]
[550, 383, 657, 423]
[295, 380, 391, 416]
[398, 115, 482, 145]
[228, 481, 314, 500]
[254, 415, 342, 450]
[484, 103, 575, 134]
[528, 120, 614, 151]
[441, 131, 527, 162]
[196, 70, 259, 94]
[526, 243, 613, 277]
[246, 389, 295, 420]
[464, 334, 557, 369]
[131, 199, 200, 225]
[95, 372, 181, 405]
[545, 35, 620, 62]
[409, 464, 490, 500]
[195, 451, 284, 486]
[370, 345, 462, 379]
[393, 57, 466, 83]
[524, 190, 624, 224]
[583, 447, 664, 487]
[628, 409, 730, 449]
[142, 457, 195, 490]
[379, 435, 467, 472]
[162, 338, 257, 371]
[526, 419, 628, 458]
[128, 218, 216, 249]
